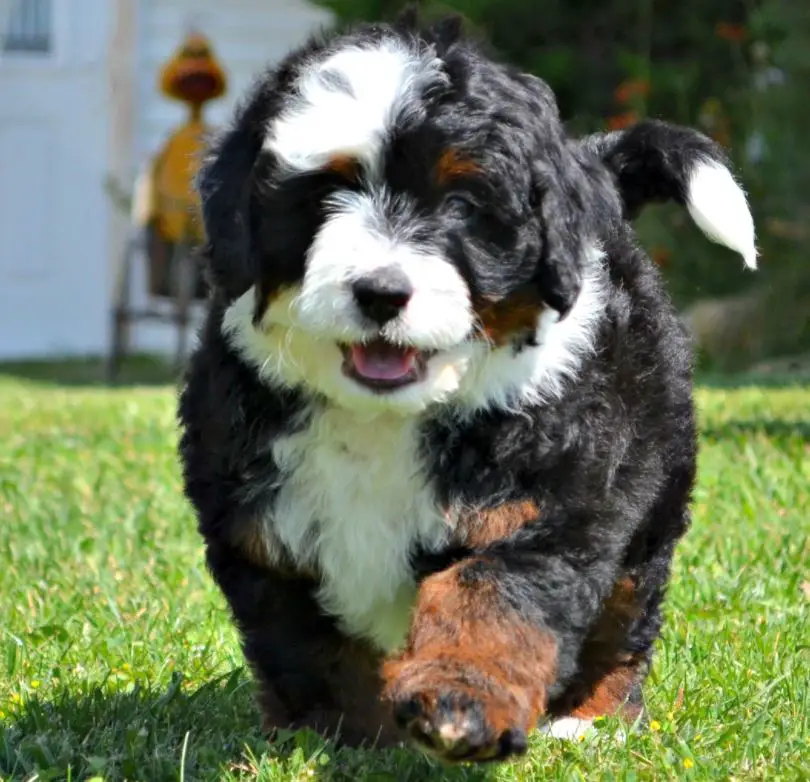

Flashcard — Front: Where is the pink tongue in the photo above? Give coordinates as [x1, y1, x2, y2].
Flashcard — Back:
[350, 341, 417, 381]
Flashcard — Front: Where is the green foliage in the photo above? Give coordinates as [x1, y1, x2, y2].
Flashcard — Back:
[315, 0, 748, 133]
[315, 0, 810, 364]
[1, 366, 808, 779]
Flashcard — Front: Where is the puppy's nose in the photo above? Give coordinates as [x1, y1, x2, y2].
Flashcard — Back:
[351, 267, 413, 325]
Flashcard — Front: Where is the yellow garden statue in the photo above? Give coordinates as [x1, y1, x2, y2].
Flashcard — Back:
[141, 29, 227, 298]
[107, 30, 228, 381]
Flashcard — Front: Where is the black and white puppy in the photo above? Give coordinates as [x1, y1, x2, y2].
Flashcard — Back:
[178, 14, 756, 763]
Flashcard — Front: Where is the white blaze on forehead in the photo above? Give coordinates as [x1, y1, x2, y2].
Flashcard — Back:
[264, 40, 446, 173]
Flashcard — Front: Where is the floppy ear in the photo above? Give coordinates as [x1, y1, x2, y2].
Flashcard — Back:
[533, 174, 585, 318]
[531, 141, 620, 319]
[582, 119, 757, 268]
[196, 99, 266, 300]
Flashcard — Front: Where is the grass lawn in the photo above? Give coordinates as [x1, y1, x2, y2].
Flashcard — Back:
[0, 360, 808, 781]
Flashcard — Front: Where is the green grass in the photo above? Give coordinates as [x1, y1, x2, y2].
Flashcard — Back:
[0, 361, 808, 781]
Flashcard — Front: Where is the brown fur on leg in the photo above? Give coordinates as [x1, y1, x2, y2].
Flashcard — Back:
[382, 560, 557, 762]
[459, 499, 541, 547]
[548, 575, 646, 723]
[569, 658, 646, 721]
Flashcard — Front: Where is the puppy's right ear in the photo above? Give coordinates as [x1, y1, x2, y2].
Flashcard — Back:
[197, 101, 265, 300]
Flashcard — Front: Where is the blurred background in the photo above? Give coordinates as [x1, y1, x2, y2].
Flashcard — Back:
[0, 0, 807, 383]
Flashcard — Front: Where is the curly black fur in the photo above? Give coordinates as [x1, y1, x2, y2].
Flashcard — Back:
[178, 13, 754, 761]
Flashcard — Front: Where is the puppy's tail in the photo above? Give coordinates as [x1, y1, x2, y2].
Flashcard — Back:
[582, 120, 757, 268]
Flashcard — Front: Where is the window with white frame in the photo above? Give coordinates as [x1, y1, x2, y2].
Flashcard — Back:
[2, 0, 52, 55]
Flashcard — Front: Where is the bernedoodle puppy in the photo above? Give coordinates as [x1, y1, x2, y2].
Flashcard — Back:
[177, 12, 756, 763]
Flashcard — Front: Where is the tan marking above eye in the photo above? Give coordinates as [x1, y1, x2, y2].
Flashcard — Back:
[436, 149, 480, 185]
[324, 154, 360, 180]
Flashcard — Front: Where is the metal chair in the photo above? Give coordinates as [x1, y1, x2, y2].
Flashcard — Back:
[105, 176, 206, 383]
[105, 27, 227, 383]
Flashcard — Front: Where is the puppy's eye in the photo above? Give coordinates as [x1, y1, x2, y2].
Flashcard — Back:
[444, 194, 476, 218]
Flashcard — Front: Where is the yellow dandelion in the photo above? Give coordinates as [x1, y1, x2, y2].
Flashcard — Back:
[683, 758, 694, 769]
[9, 693, 21, 704]
[650, 720, 662, 732]
[30, 680, 41, 689]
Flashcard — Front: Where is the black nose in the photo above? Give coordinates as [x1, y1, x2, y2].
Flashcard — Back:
[351, 267, 414, 325]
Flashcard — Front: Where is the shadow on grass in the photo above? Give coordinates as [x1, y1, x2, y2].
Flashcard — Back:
[0, 354, 179, 389]
[0, 670, 492, 782]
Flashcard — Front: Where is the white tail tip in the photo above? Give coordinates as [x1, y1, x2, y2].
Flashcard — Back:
[686, 161, 757, 269]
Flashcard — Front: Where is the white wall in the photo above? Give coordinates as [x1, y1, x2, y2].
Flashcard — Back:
[0, 0, 113, 359]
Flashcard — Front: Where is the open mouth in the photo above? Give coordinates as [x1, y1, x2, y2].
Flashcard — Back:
[340, 339, 434, 392]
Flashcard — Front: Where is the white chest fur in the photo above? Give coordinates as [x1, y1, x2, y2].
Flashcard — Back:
[270, 405, 450, 651]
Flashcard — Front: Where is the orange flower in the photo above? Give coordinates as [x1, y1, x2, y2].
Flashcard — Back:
[614, 78, 650, 105]
[607, 111, 639, 131]
[716, 22, 747, 42]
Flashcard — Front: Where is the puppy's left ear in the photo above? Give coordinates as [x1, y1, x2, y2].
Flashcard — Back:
[532, 168, 585, 318]
[582, 119, 757, 268]
[531, 142, 618, 319]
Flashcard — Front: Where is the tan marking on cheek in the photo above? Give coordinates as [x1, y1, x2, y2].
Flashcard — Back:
[436, 149, 480, 186]
[462, 499, 540, 547]
[324, 154, 360, 181]
[475, 290, 546, 346]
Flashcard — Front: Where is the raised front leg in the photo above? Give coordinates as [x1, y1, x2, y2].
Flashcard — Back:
[382, 558, 557, 762]
[383, 526, 629, 762]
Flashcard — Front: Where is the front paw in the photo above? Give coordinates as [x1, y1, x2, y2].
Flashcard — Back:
[383, 654, 538, 763]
